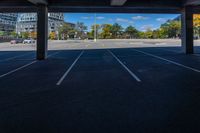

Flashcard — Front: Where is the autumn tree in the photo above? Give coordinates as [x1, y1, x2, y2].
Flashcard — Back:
[49, 32, 57, 40]
[194, 14, 200, 39]
[30, 31, 37, 39]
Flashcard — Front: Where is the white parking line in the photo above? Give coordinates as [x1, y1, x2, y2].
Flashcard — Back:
[0, 52, 33, 62]
[108, 50, 141, 82]
[0, 61, 37, 78]
[132, 49, 200, 73]
[56, 51, 84, 86]
[0, 51, 60, 78]
[47, 51, 60, 58]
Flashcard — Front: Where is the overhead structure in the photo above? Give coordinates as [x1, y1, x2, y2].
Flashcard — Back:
[0, 0, 200, 59]
[111, 0, 127, 6]
[185, 0, 200, 5]
[28, 0, 48, 5]
[1, 0, 199, 13]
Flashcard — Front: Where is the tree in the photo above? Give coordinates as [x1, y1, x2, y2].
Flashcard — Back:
[10, 31, 17, 38]
[194, 14, 200, 39]
[125, 25, 139, 39]
[21, 32, 29, 39]
[59, 23, 75, 40]
[145, 29, 154, 39]
[49, 32, 57, 40]
[160, 20, 181, 38]
[0, 31, 5, 36]
[91, 24, 101, 39]
[110, 23, 123, 38]
[76, 22, 87, 39]
[30, 31, 37, 39]
[100, 24, 112, 39]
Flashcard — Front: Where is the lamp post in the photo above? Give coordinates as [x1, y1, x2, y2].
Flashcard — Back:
[94, 13, 97, 42]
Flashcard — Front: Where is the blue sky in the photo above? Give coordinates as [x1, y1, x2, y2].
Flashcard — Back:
[64, 13, 180, 31]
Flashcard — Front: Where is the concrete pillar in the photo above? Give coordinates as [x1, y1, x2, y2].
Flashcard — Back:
[37, 4, 48, 60]
[181, 6, 194, 54]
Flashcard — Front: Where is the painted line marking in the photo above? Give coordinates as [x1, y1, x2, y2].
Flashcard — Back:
[132, 49, 200, 73]
[108, 50, 141, 82]
[47, 51, 60, 58]
[0, 61, 37, 78]
[0, 52, 33, 62]
[0, 51, 60, 78]
[56, 51, 84, 86]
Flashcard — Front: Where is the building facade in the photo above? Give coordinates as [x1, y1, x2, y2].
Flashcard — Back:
[16, 13, 64, 36]
[0, 13, 18, 32]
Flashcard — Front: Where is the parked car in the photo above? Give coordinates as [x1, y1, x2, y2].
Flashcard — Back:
[23, 39, 36, 44]
[10, 38, 24, 44]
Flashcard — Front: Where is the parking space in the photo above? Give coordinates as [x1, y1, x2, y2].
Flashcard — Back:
[0, 40, 200, 132]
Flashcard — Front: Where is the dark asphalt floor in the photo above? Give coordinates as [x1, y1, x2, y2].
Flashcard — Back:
[0, 46, 200, 133]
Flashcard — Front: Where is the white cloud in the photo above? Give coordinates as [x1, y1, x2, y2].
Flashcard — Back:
[156, 18, 167, 22]
[81, 16, 92, 20]
[116, 18, 134, 24]
[96, 16, 105, 20]
[140, 24, 155, 31]
[116, 18, 129, 22]
[132, 16, 149, 20]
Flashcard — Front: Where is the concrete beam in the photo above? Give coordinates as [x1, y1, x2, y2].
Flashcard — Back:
[181, 6, 194, 54]
[111, 0, 127, 6]
[185, 0, 200, 6]
[28, 0, 48, 5]
[37, 4, 48, 60]
[48, 6, 181, 14]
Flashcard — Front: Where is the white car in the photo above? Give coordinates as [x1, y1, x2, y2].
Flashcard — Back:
[23, 39, 36, 44]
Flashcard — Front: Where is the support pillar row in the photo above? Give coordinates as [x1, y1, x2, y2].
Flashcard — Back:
[37, 4, 48, 60]
[181, 6, 194, 54]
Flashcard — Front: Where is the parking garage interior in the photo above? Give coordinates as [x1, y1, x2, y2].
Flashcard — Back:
[0, 0, 200, 133]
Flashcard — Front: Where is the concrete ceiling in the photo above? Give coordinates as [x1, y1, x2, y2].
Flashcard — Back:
[0, 0, 199, 13]
[111, 0, 127, 6]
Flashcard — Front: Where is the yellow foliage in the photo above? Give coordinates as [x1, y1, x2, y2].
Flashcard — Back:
[49, 32, 57, 40]
[29, 31, 37, 39]
[194, 14, 200, 27]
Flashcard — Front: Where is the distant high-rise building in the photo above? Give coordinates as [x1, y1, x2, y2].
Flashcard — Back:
[16, 13, 64, 35]
[0, 13, 18, 32]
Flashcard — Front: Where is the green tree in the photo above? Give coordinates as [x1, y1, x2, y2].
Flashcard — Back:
[0, 31, 5, 36]
[160, 20, 181, 38]
[10, 31, 17, 38]
[91, 24, 101, 39]
[101, 24, 112, 39]
[145, 29, 154, 39]
[110, 23, 123, 38]
[59, 23, 75, 39]
[21, 32, 29, 39]
[125, 25, 139, 39]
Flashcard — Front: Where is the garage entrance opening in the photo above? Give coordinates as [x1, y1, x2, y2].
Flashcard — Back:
[48, 13, 182, 52]
[0, 13, 37, 61]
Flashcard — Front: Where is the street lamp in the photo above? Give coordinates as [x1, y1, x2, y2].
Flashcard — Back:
[94, 13, 97, 42]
